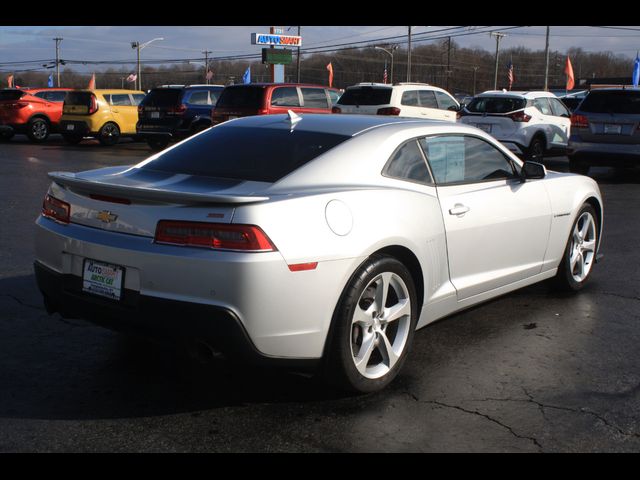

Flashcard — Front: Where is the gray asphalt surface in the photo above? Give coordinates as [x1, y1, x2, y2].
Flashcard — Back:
[1, 134, 640, 452]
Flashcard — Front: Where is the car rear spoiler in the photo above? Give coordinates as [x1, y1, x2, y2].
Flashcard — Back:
[48, 171, 270, 205]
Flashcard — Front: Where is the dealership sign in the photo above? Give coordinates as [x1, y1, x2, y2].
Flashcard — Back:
[251, 33, 302, 47]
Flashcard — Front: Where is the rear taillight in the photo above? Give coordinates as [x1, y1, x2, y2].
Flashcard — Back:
[8, 101, 29, 109]
[166, 104, 187, 116]
[331, 106, 342, 114]
[571, 113, 589, 128]
[88, 95, 98, 115]
[508, 110, 531, 122]
[377, 107, 401, 116]
[154, 221, 277, 252]
[42, 194, 70, 224]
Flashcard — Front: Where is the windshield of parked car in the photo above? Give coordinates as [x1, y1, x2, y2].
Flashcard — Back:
[0, 90, 26, 101]
[466, 96, 527, 113]
[579, 90, 640, 114]
[338, 87, 392, 105]
[141, 88, 182, 107]
[138, 125, 351, 183]
[215, 86, 264, 109]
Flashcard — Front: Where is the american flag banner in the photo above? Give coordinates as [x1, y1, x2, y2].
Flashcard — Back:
[383, 66, 388, 84]
[126, 73, 137, 83]
[507, 60, 514, 90]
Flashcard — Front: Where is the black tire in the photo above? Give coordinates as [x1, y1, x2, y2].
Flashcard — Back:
[98, 122, 120, 146]
[62, 133, 83, 145]
[147, 137, 170, 151]
[26, 117, 50, 142]
[0, 131, 14, 141]
[569, 156, 590, 175]
[552, 204, 599, 292]
[322, 254, 418, 393]
[526, 136, 545, 164]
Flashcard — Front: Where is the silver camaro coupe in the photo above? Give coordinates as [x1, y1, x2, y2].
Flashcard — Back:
[34, 113, 603, 392]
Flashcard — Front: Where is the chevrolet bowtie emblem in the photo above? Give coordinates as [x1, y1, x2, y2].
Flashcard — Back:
[97, 210, 118, 223]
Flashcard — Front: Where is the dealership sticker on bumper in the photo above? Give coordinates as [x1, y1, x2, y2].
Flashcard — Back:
[82, 259, 124, 300]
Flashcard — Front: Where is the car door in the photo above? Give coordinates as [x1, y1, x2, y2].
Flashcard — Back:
[108, 93, 137, 134]
[299, 87, 332, 114]
[548, 97, 571, 148]
[399, 90, 423, 118]
[267, 86, 302, 114]
[420, 134, 552, 301]
[532, 97, 570, 149]
[434, 90, 459, 122]
[417, 90, 450, 120]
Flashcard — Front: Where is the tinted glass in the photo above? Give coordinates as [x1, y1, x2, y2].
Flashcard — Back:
[110, 94, 132, 106]
[216, 86, 264, 109]
[140, 88, 182, 107]
[383, 140, 432, 184]
[33, 91, 47, 99]
[401, 90, 420, 106]
[270, 87, 300, 107]
[131, 94, 145, 105]
[420, 135, 516, 185]
[549, 97, 570, 116]
[419, 90, 438, 108]
[435, 91, 458, 110]
[338, 87, 392, 105]
[208, 88, 223, 104]
[186, 90, 209, 105]
[46, 91, 68, 102]
[301, 88, 329, 108]
[139, 125, 350, 183]
[64, 91, 94, 106]
[0, 90, 26, 101]
[579, 90, 640, 114]
[466, 96, 527, 113]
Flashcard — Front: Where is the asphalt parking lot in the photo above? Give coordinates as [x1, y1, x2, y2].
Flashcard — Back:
[2, 134, 640, 452]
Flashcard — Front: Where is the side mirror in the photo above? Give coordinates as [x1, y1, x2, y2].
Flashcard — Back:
[521, 161, 546, 181]
[448, 104, 462, 112]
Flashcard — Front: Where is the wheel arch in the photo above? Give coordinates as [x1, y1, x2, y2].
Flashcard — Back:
[531, 130, 547, 150]
[28, 113, 51, 124]
[584, 195, 604, 251]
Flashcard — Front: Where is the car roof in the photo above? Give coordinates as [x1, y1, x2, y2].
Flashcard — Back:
[477, 90, 557, 99]
[226, 83, 331, 89]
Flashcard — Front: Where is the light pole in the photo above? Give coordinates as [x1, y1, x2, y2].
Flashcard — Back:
[131, 37, 164, 91]
[407, 26, 412, 82]
[374, 46, 398, 84]
[490, 32, 506, 90]
[53, 37, 63, 87]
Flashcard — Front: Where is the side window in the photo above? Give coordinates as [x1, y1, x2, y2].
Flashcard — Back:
[48, 91, 68, 102]
[131, 94, 146, 106]
[110, 94, 132, 106]
[533, 97, 552, 115]
[401, 90, 420, 106]
[420, 135, 517, 185]
[549, 97, 570, 117]
[301, 88, 329, 108]
[270, 87, 300, 107]
[434, 91, 458, 111]
[418, 90, 438, 108]
[208, 89, 222, 104]
[186, 90, 210, 105]
[103, 94, 111, 105]
[33, 91, 47, 99]
[382, 140, 433, 185]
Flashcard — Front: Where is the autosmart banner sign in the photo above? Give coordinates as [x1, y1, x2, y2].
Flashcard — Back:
[251, 33, 302, 47]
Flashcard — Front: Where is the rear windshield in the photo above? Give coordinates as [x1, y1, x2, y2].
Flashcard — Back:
[138, 125, 350, 183]
[0, 90, 26, 101]
[64, 91, 94, 106]
[338, 87, 392, 106]
[140, 88, 182, 107]
[216, 86, 264, 109]
[466, 96, 527, 113]
[579, 90, 640, 114]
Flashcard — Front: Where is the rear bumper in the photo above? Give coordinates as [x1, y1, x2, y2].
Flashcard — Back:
[568, 140, 640, 165]
[34, 260, 320, 370]
[60, 120, 91, 136]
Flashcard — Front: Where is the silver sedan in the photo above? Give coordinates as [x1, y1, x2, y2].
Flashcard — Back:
[34, 113, 603, 392]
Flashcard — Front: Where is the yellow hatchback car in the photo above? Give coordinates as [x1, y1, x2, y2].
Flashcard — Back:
[60, 89, 146, 146]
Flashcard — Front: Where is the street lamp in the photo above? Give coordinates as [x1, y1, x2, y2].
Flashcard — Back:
[131, 37, 164, 91]
[374, 46, 398, 84]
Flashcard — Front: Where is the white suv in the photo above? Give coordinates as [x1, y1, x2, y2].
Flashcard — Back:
[458, 90, 571, 162]
[333, 82, 460, 121]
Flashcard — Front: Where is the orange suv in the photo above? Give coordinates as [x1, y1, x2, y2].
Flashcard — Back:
[211, 83, 338, 124]
[0, 87, 72, 142]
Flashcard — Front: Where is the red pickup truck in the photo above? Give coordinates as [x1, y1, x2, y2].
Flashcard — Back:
[0, 87, 72, 142]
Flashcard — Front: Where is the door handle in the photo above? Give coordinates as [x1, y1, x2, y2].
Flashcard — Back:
[449, 204, 470, 216]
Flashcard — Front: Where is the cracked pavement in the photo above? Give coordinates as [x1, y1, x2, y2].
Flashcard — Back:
[2, 137, 640, 452]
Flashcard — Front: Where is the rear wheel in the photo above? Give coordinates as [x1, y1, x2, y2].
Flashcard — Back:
[147, 137, 170, 151]
[26, 117, 50, 142]
[526, 136, 545, 164]
[98, 122, 120, 146]
[323, 255, 417, 393]
[553, 204, 598, 291]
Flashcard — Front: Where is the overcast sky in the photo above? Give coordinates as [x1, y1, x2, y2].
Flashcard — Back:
[1, 26, 639, 73]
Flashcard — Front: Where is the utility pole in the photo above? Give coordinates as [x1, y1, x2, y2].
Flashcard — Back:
[490, 32, 506, 90]
[296, 26, 301, 83]
[543, 26, 550, 91]
[446, 36, 452, 91]
[203, 50, 212, 84]
[472, 66, 479, 95]
[53, 37, 63, 87]
[407, 26, 412, 82]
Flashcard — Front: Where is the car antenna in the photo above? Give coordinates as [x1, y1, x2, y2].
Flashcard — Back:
[285, 110, 302, 131]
